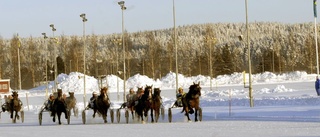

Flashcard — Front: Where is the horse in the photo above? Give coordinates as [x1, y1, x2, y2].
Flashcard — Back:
[93, 87, 111, 123]
[65, 92, 78, 117]
[181, 82, 202, 122]
[9, 91, 23, 123]
[135, 85, 152, 123]
[51, 89, 68, 125]
[150, 88, 162, 123]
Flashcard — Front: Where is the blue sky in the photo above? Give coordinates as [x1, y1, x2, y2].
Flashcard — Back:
[0, 0, 315, 39]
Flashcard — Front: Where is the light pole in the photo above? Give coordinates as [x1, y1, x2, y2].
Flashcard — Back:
[205, 37, 216, 90]
[17, 34, 21, 91]
[49, 24, 57, 92]
[112, 38, 121, 101]
[80, 13, 88, 108]
[42, 32, 48, 98]
[118, 1, 127, 102]
[173, 0, 179, 93]
[245, 0, 253, 107]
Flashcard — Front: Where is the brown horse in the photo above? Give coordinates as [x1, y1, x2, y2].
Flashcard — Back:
[181, 82, 201, 122]
[93, 87, 110, 123]
[51, 89, 68, 125]
[65, 92, 78, 117]
[136, 85, 152, 123]
[10, 91, 23, 123]
[150, 88, 162, 123]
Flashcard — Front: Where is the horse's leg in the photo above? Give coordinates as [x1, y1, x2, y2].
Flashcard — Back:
[73, 107, 76, 116]
[151, 108, 154, 123]
[194, 108, 198, 122]
[16, 110, 20, 119]
[186, 111, 191, 121]
[130, 107, 134, 120]
[64, 109, 68, 119]
[140, 110, 144, 122]
[10, 110, 13, 119]
[93, 109, 96, 118]
[57, 112, 62, 125]
[103, 113, 107, 123]
[52, 112, 56, 122]
[184, 106, 191, 121]
[14, 111, 17, 122]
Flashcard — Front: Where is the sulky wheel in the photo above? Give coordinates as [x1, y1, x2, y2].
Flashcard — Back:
[75, 108, 79, 118]
[161, 107, 165, 120]
[82, 110, 86, 124]
[116, 109, 121, 123]
[125, 109, 129, 124]
[168, 108, 172, 123]
[38, 112, 42, 125]
[198, 107, 202, 121]
[21, 111, 24, 123]
[110, 109, 114, 123]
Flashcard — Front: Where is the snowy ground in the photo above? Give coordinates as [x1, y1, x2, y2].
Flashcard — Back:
[0, 71, 319, 137]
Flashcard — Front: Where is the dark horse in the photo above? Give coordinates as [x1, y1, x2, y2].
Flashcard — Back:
[136, 85, 152, 123]
[93, 87, 110, 123]
[181, 82, 201, 121]
[10, 91, 23, 123]
[51, 89, 68, 125]
[150, 88, 162, 123]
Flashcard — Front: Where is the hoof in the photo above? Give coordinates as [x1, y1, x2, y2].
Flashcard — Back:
[53, 117, 56, 122]
[189, 110, 194, 114]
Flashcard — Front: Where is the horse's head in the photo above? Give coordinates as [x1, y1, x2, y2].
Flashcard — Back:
[144, 85, 153, 94]
[12, 91, 18, 99]
[57, 89, 63, 97]
[144, 85, 153, 97]
[137, 87, 144, 94]
[68, 92, 75, 98]
[153, 88, 161, 96]
[100, 87, 108, 97]
[189, 82, 201, 98]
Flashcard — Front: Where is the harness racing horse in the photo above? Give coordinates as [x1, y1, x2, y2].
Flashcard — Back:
[65, 92, 78, 117]
[10, 91, 23, 123]
[136, 85, 152, 123]
[94, 87, 111, 123]
[181, 82, 202, 122]
[51, 89, 69, 125]
[150, 88, 162, 123]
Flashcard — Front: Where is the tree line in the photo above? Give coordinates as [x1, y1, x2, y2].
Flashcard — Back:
[0, 22, 318, 89]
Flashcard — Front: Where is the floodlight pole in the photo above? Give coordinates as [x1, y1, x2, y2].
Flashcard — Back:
[17, 34, 21, 91]
[245, 0, 254, 107]
[118, 1, 127, 102]
[112, 38, 121, 101]
[173, 0, 179, 93]
[80, 13, 88, 108]
[314, 5, 319, 76]
[42, 33, 49, 98]
[49, 24, 57, 93]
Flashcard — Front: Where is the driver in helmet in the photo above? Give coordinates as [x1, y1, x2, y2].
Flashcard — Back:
[87, 92, 98, 109]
